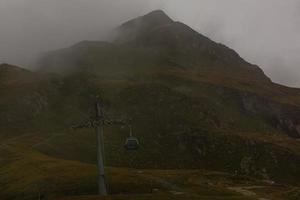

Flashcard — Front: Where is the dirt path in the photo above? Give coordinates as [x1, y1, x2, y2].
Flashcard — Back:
[136, 171, 185, 195]
[228, 186, 270, 200]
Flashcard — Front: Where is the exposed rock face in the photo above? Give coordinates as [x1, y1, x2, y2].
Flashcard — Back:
[185, 129, 300, 184]
[0, 64, 55, 133]
[20, 92, 49, 116]
[240, 92, 300, 138]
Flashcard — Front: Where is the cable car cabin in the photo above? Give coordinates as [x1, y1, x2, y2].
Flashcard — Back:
[124, 136, 139, 150]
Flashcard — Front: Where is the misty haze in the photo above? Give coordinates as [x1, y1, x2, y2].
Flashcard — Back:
[1, 1, 300, 200]
[1, 0, 300, 87]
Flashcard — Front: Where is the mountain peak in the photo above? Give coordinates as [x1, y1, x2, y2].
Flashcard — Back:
[146, 9, 167, 15]
[1, 63, 23, 69]
[0, 63, 17, 71]
[115, 10, 173, 43]
[0, 63, 10, 68]
[122, 9, 173, 28]
[143, 10, 173, 22]
[0, 63, 31, 76]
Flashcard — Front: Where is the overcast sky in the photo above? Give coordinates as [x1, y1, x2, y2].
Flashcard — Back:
[0, 0, 300, 87]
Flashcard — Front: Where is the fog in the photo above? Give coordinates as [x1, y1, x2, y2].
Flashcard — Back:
[0, 0, 299, 87]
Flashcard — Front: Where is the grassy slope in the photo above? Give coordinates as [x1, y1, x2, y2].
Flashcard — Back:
[0, 133, 294, 200]
[2, 64, 300, 199]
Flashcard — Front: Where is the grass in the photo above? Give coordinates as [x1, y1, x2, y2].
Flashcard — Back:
[2, 45, 300, 200]
[56, 193, 253, 200]
[0, 133, 296, 200]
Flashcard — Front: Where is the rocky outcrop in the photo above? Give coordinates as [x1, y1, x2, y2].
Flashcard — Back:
[185, 129, 300, 185]
[240, 92, 300, 138]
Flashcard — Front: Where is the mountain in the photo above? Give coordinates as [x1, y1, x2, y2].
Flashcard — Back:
[41, 10, 269, 83]
[0, 63, 35, 85]
[39, 10, 300, 138]
[2, 10, 300, 199]
[116, 10, 269, 81]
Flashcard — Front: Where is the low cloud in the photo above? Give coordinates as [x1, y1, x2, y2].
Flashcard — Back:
[0, 0, 299, 87]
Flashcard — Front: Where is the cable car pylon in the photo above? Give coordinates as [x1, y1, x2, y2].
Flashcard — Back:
[94, 99, 107, 195]
[71, 96, 139, 196]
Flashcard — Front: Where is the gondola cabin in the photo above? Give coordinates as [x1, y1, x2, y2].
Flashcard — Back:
[124, 136, 139, 150]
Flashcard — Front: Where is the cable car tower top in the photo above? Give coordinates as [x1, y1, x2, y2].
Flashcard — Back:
[71, 96, 139, 196]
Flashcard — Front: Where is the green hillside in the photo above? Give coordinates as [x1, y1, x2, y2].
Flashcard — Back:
[1, 10, 300, 200]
